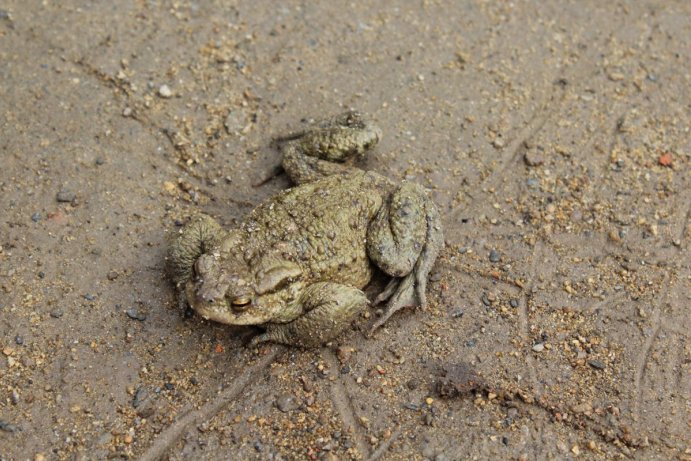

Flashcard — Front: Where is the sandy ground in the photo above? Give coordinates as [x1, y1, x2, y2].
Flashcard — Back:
[1, 1, 689, 460]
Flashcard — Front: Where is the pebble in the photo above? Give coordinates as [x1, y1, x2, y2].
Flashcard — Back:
[84, 293, 96, 301]
[509, 299, 519, 308]
[532, 343, 545, 352]
[106, 270, 119, 281]
[524, 149, 544, 166]
[451, 308, 464, 318]
[56, 188, 76, 203]
[224, 110, 245, 134]
[122, 107, 133, 117]
[488, 250, 501, 263]
[126, 307, 147, 321]
[15, 335, 23, 345]
[132, 387, 148, 408]
[275, 393, 299, 413]
[31, 212, 41, 222]
[158, 84, 173, 98]
[587, 359, 606, 370]
[0, 419, 19, 432]
[50, 310, 64, 319]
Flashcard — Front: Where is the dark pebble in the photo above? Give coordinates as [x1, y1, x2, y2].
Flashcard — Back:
[254, 441, 264, 452]
[451, 308, 464, 318]
[56, 188, 76, 203]
[84, 293, 96, 301]
[31, 212, 41, 222]
[132, 387, 148, 408]
[465, 339, 477, 348]
[340, 365, 350, 375]
[15, 335, 23, 345]
[436, 362, 484, 398]
[489, 250, 501, 263]
[0, 420, 19, 433]
[588, 360, 606, 370]
[126, 307, 147, 321]
[95, 157, 105, 166]
[136, 403, 155, 419]
[50, 310, 64, 319]
[38, 271, 45, 279]
[510, 299, 519, 308]
[406, 378, 419, 390]
[276, 394, 299, 413]
[502, 436, 509, 446]
[106, 270, 119, 281]
[481, 294, 491, 306]
[190, 376, 198, 385]
[174, 219, 184, 227]
[164, 382, 174, 391]
[403, 402, 420, 411]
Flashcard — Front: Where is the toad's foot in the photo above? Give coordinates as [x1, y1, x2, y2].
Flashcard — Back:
[366, 183, 443, 336]
[249, 282, 368, 348]
[280, 111, 382, 185]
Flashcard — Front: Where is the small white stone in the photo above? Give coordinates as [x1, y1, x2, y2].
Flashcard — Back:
[158, 84, 173, 98]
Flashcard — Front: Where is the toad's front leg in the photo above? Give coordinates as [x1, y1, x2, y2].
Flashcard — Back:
[169, 214, 227, 305]
[250, 282, 368, 348]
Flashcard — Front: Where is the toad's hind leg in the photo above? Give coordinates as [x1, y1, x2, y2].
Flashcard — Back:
[250, 282, 368, 348]
[280, 111, 382, 184]
[366, 183, 443, 335]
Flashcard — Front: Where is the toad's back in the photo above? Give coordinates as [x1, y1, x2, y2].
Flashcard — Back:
[240, 171, 388, 289]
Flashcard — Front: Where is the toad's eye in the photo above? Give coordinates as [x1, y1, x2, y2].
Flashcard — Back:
[230, 295, 252, 312]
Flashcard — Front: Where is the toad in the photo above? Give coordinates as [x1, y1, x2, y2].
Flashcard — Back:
[169, 111, 442, 347]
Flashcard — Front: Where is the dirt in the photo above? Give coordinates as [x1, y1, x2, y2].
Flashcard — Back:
[1, 1, 689, 460]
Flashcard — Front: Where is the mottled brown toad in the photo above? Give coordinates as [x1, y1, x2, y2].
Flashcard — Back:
[169, 111, 442, 347]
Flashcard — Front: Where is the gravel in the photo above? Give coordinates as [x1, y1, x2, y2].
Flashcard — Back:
[275, 393, 299, 413]
[56, 188, 76, 203]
